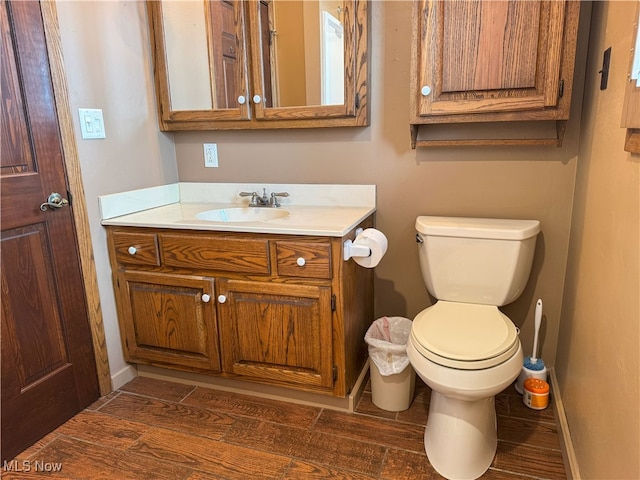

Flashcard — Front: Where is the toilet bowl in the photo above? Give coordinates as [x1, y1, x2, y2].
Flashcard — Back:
[410, 216, 540, 480]
[407, 303, 523, 479]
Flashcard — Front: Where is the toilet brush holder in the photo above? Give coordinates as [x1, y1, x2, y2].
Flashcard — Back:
[515, 358, 547, 394]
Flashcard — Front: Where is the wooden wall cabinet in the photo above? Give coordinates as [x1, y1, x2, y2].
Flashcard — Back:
[147, 0, 369, 131]
[106, 221, 373, 397]
[409, 0, 580, 148]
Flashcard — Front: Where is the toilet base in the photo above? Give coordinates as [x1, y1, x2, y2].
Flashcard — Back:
[425, 392, 497, 480]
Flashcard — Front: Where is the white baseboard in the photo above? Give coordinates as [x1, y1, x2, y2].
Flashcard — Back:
[110, 364, 137, 390]
[549, 368, 581, 480]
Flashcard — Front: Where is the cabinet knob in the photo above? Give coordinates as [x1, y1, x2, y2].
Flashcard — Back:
[201, 294, 211, 303]
[252, 94, 262, 104]
[217, 295, 227, 304]
[237, 95, 246, 105]
[296, 257, 306, 266]
[421, 85, 432, 96]
[127, 246, 137, 255]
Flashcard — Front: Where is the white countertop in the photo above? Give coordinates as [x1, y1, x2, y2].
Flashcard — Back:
[99, 183, 376, 237]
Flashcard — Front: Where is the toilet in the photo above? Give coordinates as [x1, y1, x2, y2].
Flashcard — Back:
[407, 216, 540, 480]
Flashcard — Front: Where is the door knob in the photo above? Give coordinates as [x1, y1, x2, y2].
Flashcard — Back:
[40, 192, 69, 211]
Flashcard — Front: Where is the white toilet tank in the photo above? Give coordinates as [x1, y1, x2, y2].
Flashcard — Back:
[415, 216, 540, 306]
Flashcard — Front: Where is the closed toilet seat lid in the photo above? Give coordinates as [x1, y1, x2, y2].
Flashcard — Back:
[411, 301, 519, 370]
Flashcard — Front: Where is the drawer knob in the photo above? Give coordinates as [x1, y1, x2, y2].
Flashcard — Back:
[127, 246, 137, 255]
[296, 257, 306, 266]
[217, 295, 227, 304]
[201, 294, 211, 303]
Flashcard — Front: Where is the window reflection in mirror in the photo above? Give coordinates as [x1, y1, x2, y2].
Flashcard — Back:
[259, 0, 345, 108]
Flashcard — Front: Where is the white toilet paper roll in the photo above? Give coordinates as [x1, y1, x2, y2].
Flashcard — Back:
[352, 228, 388, 268]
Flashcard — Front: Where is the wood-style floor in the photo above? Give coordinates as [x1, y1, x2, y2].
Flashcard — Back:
[4, 375, 566, 479]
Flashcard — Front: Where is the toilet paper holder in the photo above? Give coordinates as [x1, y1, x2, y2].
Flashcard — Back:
[343, 228, 371, 261]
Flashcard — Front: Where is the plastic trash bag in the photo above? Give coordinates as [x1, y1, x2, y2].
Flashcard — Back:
[364, 316, 413, 376]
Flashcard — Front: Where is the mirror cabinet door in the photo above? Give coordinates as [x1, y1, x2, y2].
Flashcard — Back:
[147, 0, 368, 130]
[147, 0, 250, 129]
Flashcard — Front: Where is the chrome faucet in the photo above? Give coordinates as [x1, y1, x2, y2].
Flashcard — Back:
[239, 188, 289, 207]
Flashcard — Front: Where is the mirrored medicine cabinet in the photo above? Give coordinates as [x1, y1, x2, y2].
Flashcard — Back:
[146, 0, 369, 131]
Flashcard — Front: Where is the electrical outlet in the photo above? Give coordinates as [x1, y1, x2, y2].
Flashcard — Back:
[203, 143, 218, 168]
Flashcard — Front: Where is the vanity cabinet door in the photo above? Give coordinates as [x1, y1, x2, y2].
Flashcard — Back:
[217, 279, 334, 392]
[116, 270, 221, 372]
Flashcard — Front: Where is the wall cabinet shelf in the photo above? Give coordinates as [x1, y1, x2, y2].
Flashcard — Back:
[147, 0, 369, 131]
[106, 222, 374, 398]
[409, 0, 580, 148]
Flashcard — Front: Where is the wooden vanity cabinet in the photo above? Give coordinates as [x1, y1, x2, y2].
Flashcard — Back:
[217, 279, 334, 390]
[116, 270, 221, 372]
[106, 220, 373, 397]
[410, 0, 581, 147]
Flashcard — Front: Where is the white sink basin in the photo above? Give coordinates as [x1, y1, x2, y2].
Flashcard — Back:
[196, 207, 289, 223]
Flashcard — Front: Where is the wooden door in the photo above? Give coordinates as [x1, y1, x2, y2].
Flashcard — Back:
[413, 0, 578, 119]
[207, 0, 240, 109]
[115, 270, 221, 372]
[1, 0, 100, 461]
[217, 279, 334, 392]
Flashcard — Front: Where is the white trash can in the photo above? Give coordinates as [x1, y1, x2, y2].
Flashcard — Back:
[365, 316, 416, 412]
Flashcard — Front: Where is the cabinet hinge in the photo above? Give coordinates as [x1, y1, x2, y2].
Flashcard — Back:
[559, 79, 565, 99]
[331, 294, 336, 312]
[355, 93, 360, 109]
[333, 365, 338, 382]
[67, 190, 73, 206]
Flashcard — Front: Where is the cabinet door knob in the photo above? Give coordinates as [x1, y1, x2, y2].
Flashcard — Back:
[217, 295, 227, 304]
[252, 94, 262, 104]
[201, 294, 211, 303]
[421, 85, 432, 96]
[128, 246, 137, 255]
[237, 95, 246, 105]
[296, 257, 306, 266]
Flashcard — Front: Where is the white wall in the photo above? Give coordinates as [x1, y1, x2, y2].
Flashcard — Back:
[55, 1, 178, 387]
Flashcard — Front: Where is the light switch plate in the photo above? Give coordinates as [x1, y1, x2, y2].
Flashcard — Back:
[78, 108, 106, 139]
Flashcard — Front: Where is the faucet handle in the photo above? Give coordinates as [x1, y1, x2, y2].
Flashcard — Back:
[239, 191, 259, 206]
[269, 192, 289, 207]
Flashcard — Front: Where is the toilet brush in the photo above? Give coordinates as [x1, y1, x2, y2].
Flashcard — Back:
[515, 299, 547, 394]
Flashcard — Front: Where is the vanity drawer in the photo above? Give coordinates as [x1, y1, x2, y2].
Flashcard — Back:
[275, 240, 332, 279]
[112, 231, 160, 266]
[160, 234, 270, 274]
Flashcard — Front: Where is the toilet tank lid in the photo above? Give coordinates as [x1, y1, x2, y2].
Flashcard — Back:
[416, 216, 540, 240]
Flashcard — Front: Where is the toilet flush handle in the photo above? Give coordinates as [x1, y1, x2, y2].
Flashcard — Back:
[415, 233, 424, 243]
